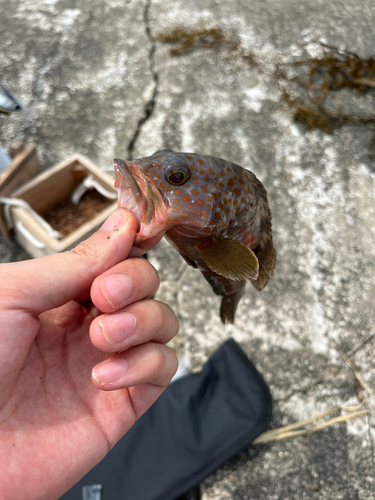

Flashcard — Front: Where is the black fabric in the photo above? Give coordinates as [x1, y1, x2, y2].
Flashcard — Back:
[61, 339, 272, 500]
[175, 485, 201, 500]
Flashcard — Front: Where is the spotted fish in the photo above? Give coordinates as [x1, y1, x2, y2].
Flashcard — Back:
[114, 150, 276, 323]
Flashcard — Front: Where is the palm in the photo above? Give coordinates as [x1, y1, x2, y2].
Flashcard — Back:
[0, 211, 178, 499]
[1, 301, 156, 498]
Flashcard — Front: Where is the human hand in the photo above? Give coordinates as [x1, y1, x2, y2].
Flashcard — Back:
[0, 208, 179, 500]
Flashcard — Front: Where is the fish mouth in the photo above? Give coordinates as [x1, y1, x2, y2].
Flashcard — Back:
[114, 158, 169, 243]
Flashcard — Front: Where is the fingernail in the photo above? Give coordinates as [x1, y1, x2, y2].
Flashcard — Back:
[99, 274, 133, 308]
[98, 313, 137, 345]
[92, 358, 128, 385]
[101, 208, 127, 233]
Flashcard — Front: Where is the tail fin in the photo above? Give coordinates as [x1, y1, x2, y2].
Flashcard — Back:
[220, 292, 243, 324]
[201, 269, 246, 323]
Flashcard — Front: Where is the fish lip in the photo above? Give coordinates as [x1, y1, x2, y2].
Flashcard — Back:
[114, 158, 142, 199]
[114, 158, 168, 240]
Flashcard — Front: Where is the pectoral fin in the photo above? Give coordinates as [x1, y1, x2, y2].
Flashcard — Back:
[195, 237, 259, 281]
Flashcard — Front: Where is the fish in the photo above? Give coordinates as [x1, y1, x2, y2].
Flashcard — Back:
[114, 150, 276, 323]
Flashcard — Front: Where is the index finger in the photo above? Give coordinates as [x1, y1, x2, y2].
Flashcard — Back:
[90, 258, 160, 313]
[0, 208, 138, 315]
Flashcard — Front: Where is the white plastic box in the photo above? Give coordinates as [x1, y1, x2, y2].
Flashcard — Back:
[0, 144, 117, 258]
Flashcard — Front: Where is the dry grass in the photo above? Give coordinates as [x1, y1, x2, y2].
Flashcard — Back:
[254, 350, 371, 445]
[253, 407, 369, 444]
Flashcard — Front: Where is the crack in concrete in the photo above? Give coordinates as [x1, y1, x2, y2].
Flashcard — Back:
[273, 358, 364, 405]
[346, 332, 375, 358]
[273, 378, 327, 404]
[368, 425, 375, 483]
[127, 0, 158, 159]
[366, 414, 375, 476]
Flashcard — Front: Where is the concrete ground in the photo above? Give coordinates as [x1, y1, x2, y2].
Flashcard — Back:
[1, 0, 375, 498]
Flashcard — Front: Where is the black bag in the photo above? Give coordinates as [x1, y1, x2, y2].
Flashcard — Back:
[61, 339, 272, 500]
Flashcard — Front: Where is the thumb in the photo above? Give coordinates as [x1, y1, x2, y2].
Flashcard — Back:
[0, 208, 137, 409]
[3, 208, 138, 315]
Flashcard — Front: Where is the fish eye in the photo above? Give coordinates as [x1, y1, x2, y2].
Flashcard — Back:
[164, 160, 191, 186]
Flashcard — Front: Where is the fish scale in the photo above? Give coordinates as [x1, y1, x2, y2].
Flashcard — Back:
[115, 150, 276, 323]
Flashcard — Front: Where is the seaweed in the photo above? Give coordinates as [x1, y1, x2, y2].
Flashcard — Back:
[154, 26, 240, 56]
[155, 26, 375, 133]
[287, 44, 375, 93]
[281, 90, 341, 133]
[281, 89, 375, 132]
[367, 130, 375, 161]
[276, 44, 375, 131]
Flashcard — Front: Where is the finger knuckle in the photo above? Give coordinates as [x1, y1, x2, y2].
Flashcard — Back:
[139, 259, 160, 291]
[147, 300, 166, 330]
[157, 301, 179, 333]
[166, 304, 180, 333]
[70, 241, 98, 263]
[150, 345, 166, 372]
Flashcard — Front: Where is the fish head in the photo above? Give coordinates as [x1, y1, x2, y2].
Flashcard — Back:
[114, 150, 215, 245]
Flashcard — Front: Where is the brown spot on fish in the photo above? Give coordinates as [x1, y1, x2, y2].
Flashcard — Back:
[200, 210, 208, 217]
[175, 188, 181, 195]
[191, 189, 199, 197]
[196, 199, 205, 206]
[227, 178, 234, 187]
[183, 194, 191, 202]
